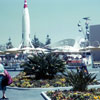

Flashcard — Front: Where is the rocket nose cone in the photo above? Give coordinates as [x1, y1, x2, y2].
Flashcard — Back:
[24, 0, 28, 8]
[25, 0, 27, 3]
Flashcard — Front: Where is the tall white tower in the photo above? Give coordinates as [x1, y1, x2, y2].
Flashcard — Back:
[20, 0, 33, 48]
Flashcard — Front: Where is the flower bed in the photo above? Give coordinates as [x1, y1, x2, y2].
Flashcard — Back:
[46, 89, 100, 100]
[10, 72, 100, 88]
[10, 72, 69, 88]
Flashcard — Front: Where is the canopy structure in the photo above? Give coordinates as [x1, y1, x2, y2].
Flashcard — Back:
[79, 46, 100, 51]
[4, 48, 20, 54]
[52, 46, 81, 54]
[0, 51, 4, 55]
[3, 47, 49, 54]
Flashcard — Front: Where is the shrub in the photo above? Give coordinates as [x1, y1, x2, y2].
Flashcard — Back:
[22, 52, 66, 79]
[64, 70, 97, 91]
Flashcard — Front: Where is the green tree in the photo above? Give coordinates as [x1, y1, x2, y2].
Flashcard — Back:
[32, 35, 44, 48]
[6, 37, 13, 49]
[45, 35, 51, 45]
[32, 35, 39, 48]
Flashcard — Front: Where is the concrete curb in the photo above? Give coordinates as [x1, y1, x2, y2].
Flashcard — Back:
[7, 85, 100, 90]
[41, 91, 51, 100]
[7, 84, 100, 90]
[7, 86, 72, 90]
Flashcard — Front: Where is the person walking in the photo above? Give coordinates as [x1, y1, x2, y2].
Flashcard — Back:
[0, 57, 7, 99]
[81, 55, 88, 74]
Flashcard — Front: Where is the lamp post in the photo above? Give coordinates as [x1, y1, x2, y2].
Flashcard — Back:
[78, 17, 90, 47]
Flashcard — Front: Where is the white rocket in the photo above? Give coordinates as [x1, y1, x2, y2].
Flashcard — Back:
[20, 0, 33, 48]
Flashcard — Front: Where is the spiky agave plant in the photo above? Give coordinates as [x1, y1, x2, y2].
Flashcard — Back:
[64, 70, 96, 91]
[22, 52, 66, 79]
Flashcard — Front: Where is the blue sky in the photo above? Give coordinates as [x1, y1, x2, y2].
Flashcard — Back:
[0, 0, 100, 47]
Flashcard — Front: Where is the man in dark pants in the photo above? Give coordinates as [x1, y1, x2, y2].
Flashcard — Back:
[81, 55, 88, 74]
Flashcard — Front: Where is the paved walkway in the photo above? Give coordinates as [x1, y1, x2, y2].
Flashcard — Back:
[0, 70, 45, 100]
[0, 86, 69, 100]
[0, 88, 44, 100]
